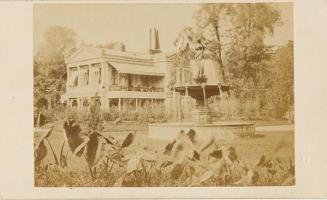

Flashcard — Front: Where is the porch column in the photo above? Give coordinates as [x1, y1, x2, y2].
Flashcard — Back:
[172, 91, 176, 120]
[88, 64, 93, 86]
[77, 98, 81, 109]
[88, 97, 92, 110]
[118, 98, 121, 112]
[151, 98, 154, 110]
[185, 85, 189, 96]
[135, 98, 138, 111]
[118, 72, 120, 87]
[108, 98, 110, 112]
[77, 66, 81, 86]
[178, 93, 182, 122]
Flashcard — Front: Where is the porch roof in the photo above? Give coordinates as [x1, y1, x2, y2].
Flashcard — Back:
[108, 62, 165, 76]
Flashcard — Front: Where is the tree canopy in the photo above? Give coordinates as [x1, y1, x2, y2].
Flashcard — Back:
[174, 3, 293, 118]
[34, 26, 78, 107]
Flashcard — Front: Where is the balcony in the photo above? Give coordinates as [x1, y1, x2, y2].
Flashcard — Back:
[66, 85, 166, 99]
[66, 85, 103, 97]
[108, 85, 164, 92]
[108, 85, 166, 99]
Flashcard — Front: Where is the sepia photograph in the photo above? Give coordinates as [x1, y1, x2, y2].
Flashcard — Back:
[33, 2, 294, 187]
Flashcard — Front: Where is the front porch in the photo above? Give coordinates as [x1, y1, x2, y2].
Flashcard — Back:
[65, 89, 166, 112]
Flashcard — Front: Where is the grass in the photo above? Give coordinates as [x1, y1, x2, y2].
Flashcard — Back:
[253, 119, 292, 126]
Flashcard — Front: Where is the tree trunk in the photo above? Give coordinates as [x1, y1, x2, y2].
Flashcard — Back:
[213, 24, 226, 83]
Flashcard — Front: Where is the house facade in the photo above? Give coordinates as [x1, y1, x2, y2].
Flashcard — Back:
[62, 28, 193, 112]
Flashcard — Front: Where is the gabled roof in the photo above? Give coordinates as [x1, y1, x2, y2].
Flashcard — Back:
[66, 46, 155, 64]
[66, 46, 178, 64]
[65, 47, 102, 64]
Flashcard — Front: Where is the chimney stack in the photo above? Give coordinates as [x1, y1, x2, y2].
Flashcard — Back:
[149, 28, 161, 54]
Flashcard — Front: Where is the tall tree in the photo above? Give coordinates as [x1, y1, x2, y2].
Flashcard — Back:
[192, 3, 232, 82]
[34, 26, 77, 107]
[35, 25, 77, 65]
[227, 3, 281, 89]
[270, 40, 294, 117]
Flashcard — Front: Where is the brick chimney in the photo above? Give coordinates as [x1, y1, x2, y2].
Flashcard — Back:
[149, 28, 161, 54]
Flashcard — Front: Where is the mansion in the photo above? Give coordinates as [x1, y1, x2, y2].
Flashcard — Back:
[62, 28, 193, 111]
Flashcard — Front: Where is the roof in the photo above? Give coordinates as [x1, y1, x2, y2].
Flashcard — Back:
[108, 62, 165, 76]
[66, 46, 156, 64]
[103, 48, 153, 60]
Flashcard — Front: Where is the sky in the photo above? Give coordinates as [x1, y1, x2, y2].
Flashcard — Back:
[34, 3, 293, 53]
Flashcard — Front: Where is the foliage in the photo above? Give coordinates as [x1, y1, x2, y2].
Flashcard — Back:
[35, 126, 295, 187]
[34, 25, 78, 108]
[226, 3, 281, 89]
[35, 25, 77, 65]
[269, 41, 294, 117]
[173, 3, 291, 120]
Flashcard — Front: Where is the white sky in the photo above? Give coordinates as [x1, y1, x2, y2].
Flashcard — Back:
[34, 3, 293, 53]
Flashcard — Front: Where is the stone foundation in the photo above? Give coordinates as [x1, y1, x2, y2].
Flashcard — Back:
[148, 121, 255, 141]
[191, 107, 212, 124]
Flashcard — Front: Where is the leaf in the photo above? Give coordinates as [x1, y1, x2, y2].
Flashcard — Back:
[227, 147, 238, 162]
[185, 166, 195, 178]
[172, 142, 186, 164]
[43, 125, 55, 139]
[186, 149, 201, 162]
[63, 120, 89, 157]
[35, 140, 47, 167]
[85, 132, 110, 167]
[126, 154, 142, 174]
[256, 154, 266, 167]
[160, 160, 173, 168]
[139, 150, 156, 162]
[186, 129, 196, 144]
[223, 146, 238, 166]
[59, 140, 66, 167]
[191, 175, 201, 186]
[61, 155, 68, 168]
[45, 138, 59, 165]
[209, 149, 223, 160]
[200, 135, 215, 152]
[170, 164, 184, 180]
[200, 159, 227, 183]
[267, 169, 277, 175]
[193, 150, 200, 161]
[113, 176, 124, 187]
[199, 168, 216, 183]
[34, 126, 55, 148]
[110, 152, 127, 167]
[121, 132, 135, 148]
[163, 139, 176, 155]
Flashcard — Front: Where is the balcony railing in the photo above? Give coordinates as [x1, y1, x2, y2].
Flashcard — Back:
[108, 90, 166, 99]
[65, 84, 166, 99]
[108, 85, 164, 92]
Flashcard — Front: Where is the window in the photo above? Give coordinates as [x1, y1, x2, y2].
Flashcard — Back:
[80, 66, 89, 86]
[183, 70, 191, 85]
[71, 99, 78, 107]
[82, 99, 89, 107]
[112, 68, 118, 85]
[68, 68, 78, 87]
[92, 64, 101, 85]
